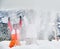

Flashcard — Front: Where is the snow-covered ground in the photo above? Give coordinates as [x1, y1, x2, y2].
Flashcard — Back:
[0, 40, 60, 49]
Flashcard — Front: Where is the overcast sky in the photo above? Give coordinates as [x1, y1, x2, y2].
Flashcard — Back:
[0, 0, 60, 11]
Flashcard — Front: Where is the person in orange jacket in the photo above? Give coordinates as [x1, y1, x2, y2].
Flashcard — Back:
[9, 24, 21, 48]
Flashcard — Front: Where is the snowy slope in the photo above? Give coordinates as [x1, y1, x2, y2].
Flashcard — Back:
[0, 40, 60, 49]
